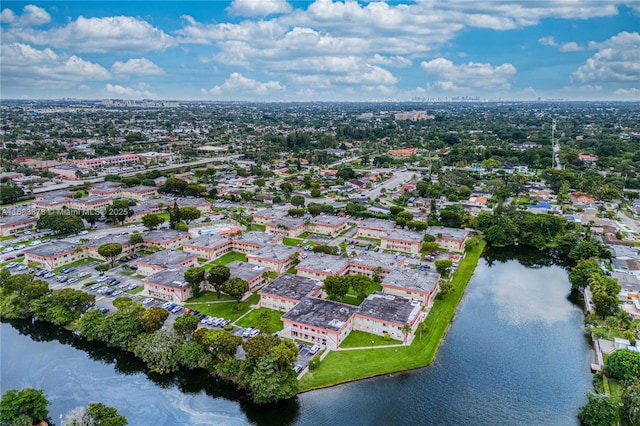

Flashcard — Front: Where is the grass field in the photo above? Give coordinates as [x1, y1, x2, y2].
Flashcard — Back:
[340, 330, 402, 348]
[249, 224, 266, 232]
[187, 290, 235, 302]
[53, 257, 102, 273]
[235, 307, 284, 333]
[186, 292, 260, 321]
[298, 240, 486, 392]
[202, 252, 247, 269]
[283, 237, 303, 246]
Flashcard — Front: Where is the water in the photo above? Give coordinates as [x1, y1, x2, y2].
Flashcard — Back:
[0, 249, 593, 425]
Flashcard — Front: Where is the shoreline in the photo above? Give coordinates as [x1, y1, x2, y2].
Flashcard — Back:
[298, 240, 486, 392]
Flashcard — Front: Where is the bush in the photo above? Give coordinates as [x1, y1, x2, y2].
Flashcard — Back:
[223, 324, 234, 331]
[308, 355, 321, 371]
[383, 333, 391, 341]
[606, 349, 640, 380]
[83, 281, 97, 288]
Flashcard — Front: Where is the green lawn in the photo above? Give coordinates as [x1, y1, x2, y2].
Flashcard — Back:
[299, 240, 486, 392]
[283, 237, 303, 246]
[287, 267, 297, 274]
[126, 286, 144, 295]
[203, 252, 247, 269]
[249, 224, 266, 232]
[187, 290, 235, 302]
[185, 292, 260, 321]
[347, 282, 382, 298]
[340, 330, 402, 348]
[235, 307, 284, 333]
[53, 257, 101, 273]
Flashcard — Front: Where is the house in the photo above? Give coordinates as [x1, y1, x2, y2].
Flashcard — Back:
[182, 232, 282, 260]
[88, 181, 123, 197]
[425, 226, 469, 252]
[246, 245, 300, 273]
[381, 268, 440, 307]
[174, 197, 211, 213]
[120, 185, 158, 201]
[143, 229, 190, 250]
[226, 260, 268, 289]
[380, 228, 424, 254]
[23, 242, 84, 271]
[134, 249, 199, 276]
[258, 274, 323, 312]
[142, 267, 192, 302]
[280, 297, 358, 349]
[0, 214, 37, 236]
[354, 292, 423, 342]
[612, 258, 640, 277]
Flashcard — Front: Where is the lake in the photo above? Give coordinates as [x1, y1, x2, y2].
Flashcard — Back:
[1, 249, 593, 425]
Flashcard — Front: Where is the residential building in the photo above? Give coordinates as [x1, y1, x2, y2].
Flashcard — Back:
[354, 292, 423, 342]
[296, 253, 350, 280]
[0, 214, 37, 236]
[134, 249, 199, 276]
[252, 208, 287, 225]
[356, 218, 396, 239]
[280, 297, 358, 349]
[23, 242, 84, 271]
[265, 217, 306, 237]
[382, 268, 440, 307]
[310, 215, 350, 237]
[258, 274, 323, 312]
[380, 229, 424, 254]
[143, 229, 190, 250]
[246, 245, 300, 273]
[142, 267, 192, 302]
[83, 234, 133, 260]
[426, 226, 470, 252]
[227, 260, 268, 289]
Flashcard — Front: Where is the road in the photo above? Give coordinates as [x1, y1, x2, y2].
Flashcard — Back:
[365, 171, 415, 200]
[328, 155, 360, 168]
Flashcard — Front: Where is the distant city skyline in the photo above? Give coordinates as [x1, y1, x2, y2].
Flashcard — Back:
[1, 1, 638, 101]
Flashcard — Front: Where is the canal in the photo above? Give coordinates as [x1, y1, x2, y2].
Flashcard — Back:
[1, 249, 593, 425]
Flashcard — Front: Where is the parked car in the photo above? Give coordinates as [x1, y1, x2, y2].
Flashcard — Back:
[242, 328, 254, 338]
[171, 306, 183, 314]
[293, 364, 304, 373]
[309, 345, 321, 355]
[249, 329, 260, 337]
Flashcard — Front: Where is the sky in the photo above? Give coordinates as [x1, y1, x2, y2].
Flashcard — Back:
[1, 0, 639, 101]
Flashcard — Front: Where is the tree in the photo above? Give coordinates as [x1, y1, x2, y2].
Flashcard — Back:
[247, 352, 299, 404]
[207, 265, 230, 299]
[79, 309, 106, 341]
[307, 203, 323, 217]
[36, 211, 84, 235]
[577, 393, 618, 426]
[569, 240, 602, 262]
[179, 207, 201, 225]
[389, 206, 404, 217]
[434, 259, 453, 277]
[98, 243, 123, 268]
[422, 241, 440, 253]
[589, 274, 621, 318]
[395, 211, 414, 228]
[171, 314, 199, 341]
[290, 195, 305, 207]
[222, 278, 249, 304]
[84, 402, 128, 426]
[417, 322, 427, 340]
[104, 200, 133, 225]
[401, 323, 412, 344]
[310, 188, 321, 198]
[0, 388, 49, 425]
[349, 274, 373, 301]
[140, 306, 169, 332]
[175, 222, 189, 232]
[606, 349, 640, 380]
[129, 233, 143, 245]
[372, 266, 384, 283]
[141, 214, 165, 230]
[568, 258, 603, 291]
[254, 178, 266, 188]
[184, 266, 205, 299]
[0, 181, 24, 204]
[622, 379, 640, 425]
[323, 276, 350, 301]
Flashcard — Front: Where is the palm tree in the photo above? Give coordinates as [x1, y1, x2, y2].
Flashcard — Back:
[402, 323, 412, 344]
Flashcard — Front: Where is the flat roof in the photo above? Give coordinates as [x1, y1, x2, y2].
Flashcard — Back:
[144, 266, 190, 288]
[259, 274, 322, 301]
[282, 297, 358, 331]
[84, 234, 131, 248]
[296, 253, 350, 274]
[358, 218, 396, 232]
[248, 244, 298, 261]
[358, 292, 421, 325]
[235, 231, 281, 246]
[227, 260, 268, 281]
[349, 250, 406, 270]
[136, 249, 197, 267]
[123, 185, 156, 193]
[382, 228, 424, 243]
[311, 215, 349, 226]
[25, 241, 77, 257]
[144, 229, 188, 243]
[183, 234, 230, 249]
[426, 226, 469, 241]
[253, 208, 287, 219]
[0, 214, 37, 225]
[267, 217, 305, 228]
[382, 268, 440, 294]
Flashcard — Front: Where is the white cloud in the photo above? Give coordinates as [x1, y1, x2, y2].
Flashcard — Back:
[538, 36, 557, 46]
[371, 54, 412, 68]
[105, 83, 155, 98]
[5, 15, 176, 53]
[571, 31, 640, 84]
[111, 58, 165, 76]
[226, 0, 292, 17]
[0, 5, 50, 26]
[558, 42, 584, 52]
[206, 72, 285, 98]
[614, 87, 640, 96]
[335, 65, 398, 85]
[421, 58, 517, 91]
[1, 43, 110, 88]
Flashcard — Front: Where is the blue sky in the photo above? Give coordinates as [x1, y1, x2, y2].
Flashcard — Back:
[1, 1, 638, 101]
